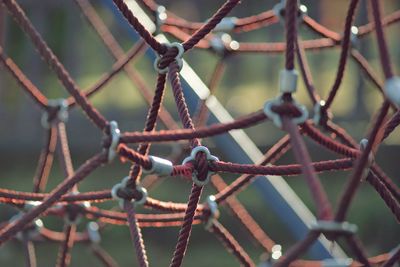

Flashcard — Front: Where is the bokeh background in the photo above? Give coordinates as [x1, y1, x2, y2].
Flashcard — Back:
[0, 0, 399, 266]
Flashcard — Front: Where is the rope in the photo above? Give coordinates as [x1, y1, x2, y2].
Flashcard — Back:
[0, 0, 399, 266]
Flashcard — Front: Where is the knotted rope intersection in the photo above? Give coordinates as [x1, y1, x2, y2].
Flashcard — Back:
[0, 0, 399, 266]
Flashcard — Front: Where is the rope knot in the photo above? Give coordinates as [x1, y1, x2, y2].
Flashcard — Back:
[41, 98, 68, 128]
[182, 146, 219, 186]
[154, 42, 184, 74]
[111, 176, 148, 209]
[264, 96, 308, 128]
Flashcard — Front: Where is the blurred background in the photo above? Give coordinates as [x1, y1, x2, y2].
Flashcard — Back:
[0, 0, 399, 266]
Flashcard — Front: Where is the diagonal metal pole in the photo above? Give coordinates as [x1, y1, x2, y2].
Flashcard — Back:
[103, 0, 347, 260]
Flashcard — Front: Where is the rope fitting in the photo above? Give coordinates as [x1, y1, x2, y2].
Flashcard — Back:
[154, 42, 184, 74]
[143, 155, 173, 176]
[384, 76, 400, 107]
[322, 258, 353, 267]
[10, 213, 43, 241]
[310, 220, 357, 236]
[64, 196, 91, 225]
[209, 33, 239, 55]
[264, 97, 308, 128]
[212, 17, 237, 32]
[359, 138, 374, 180]
[350, 26, 359, 47]
[273, 0, 307, 24]
[313, 100, 332, 125]
[41, 98, 68, 128]
[182, 146, 219, 186]
[279, 69, 298, 94]
[87, 221, 101, 244]
[204, 195, 220, 230]
[111, 176, 148, 209]
[105, 120, 120, 163]
[155, 5, 167, 35]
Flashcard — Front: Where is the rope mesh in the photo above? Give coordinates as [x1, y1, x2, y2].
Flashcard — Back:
[0, 0, 399, 266]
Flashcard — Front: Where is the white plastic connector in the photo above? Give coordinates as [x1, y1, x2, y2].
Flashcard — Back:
[111, 176, 148, 209]
[41, 98, 68, 128]
[279, 69, 298, 94]
[107, 121, 120, 162]
[154, 42, 184, 74]
[310, 220, 358, 235]
[350, 26, 359, 47]
[263, 97, 309, 128]
[359, 138, 374, 180]
[322, 258, 353, 267]
[64, 194, 91, 225]
[384, 76, 400, 107]
[182, 146, 219, 186]
[273, 0, 307, 23]
[10, 213, 43, 241]
[213, 17, 237, 32]
[313, 100, 333, 125]
[87, 222, 101, 244]
[204, 195, 220, 230]
[155, 5, 167, 34]
[143, 155, 173, 176]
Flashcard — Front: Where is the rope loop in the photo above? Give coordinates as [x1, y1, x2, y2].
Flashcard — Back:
[204, 195, 220, 230]
[264, 96, 308, 128]
[182, 146, 219, 186]
[111, 176, 148, 209]
[41, 98, 68, 128]
[153, 42, 184, 74]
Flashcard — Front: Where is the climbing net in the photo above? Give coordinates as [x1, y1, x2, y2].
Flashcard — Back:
[0, 0, 399, 266]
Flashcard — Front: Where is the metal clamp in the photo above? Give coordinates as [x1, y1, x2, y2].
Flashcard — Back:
[106, 121, 120, 162]
[111, 176, 148, 209]
[273, 0, 307, 24]
[10, 213, 43, 241]
[279, 69, 298, 94]
[384, 76, 400, 107]
[87, 221, 101, 244]
[204, 195, 220, 230]
[264, 97, 309, 128]
[154, 42, 184, 74]
[322, 258, 353, 267]
[142, 155, 173, 176]
[41, 98, 68, 128]
[212, 17, 237, 32]
[182, 146, 219, 186]
[310, 220, 358, 235]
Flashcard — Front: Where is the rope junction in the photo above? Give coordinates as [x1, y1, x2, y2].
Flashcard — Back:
[0, 0, 399, 266]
